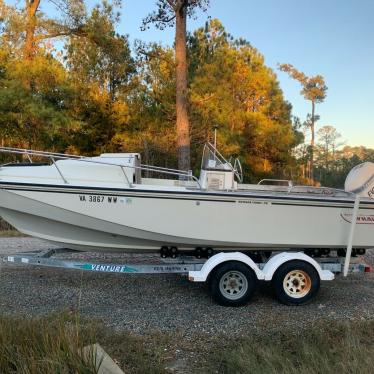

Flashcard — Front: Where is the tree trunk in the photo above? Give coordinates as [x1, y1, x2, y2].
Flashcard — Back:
[310, 100, 315, 182]
[325, 143, 328, 171]
[24, 0, 40, 61]
[175, 4, 191, 171]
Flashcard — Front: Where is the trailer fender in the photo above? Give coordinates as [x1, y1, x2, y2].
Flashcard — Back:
[188, 252, 264, 282]
[262, 252, 334, 281]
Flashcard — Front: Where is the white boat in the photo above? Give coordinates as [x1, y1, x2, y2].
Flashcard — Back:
[0, 144, 373, 255]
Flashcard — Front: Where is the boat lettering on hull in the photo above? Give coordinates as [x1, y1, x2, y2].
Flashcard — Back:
[368, 187, 374, 198]
[237, 200, 271, 205]
[341, 212, 374, 224]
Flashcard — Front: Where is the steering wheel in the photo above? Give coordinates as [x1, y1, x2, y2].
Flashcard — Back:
[233, 158, 243, 183]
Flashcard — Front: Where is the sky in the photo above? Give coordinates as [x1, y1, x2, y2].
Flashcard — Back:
[8, 0, 374, 148]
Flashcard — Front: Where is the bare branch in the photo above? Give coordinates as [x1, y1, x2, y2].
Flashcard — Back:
[137, 47, 171, 63]
[48, 0, 70, 17]
[165, 0, 176, 10]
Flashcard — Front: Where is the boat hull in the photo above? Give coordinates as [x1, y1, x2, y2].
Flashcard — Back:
[1, 183, 374, 252]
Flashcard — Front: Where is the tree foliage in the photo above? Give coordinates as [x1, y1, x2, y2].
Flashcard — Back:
[314, 144, 374, 188]
[189, 20, 296, 179]
[1, 1, 363, 187]
[0, 0, 71, 149]
[141, 0, 209, 30]
[278, 63, 327, 104]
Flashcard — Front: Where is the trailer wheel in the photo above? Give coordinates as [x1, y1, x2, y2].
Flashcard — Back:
[272, 261, 320, 305]
[210, 261, 257, 307]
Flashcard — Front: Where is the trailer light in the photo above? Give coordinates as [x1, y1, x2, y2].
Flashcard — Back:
[364, 266, 371, 273]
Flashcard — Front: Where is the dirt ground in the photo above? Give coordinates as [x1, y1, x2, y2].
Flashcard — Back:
[1, 237, 373, 337]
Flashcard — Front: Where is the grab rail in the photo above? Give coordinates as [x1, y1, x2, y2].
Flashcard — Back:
[286, 184, 355, 197]
[0, 147, 83, 159]
[0, 147, 201, 188]
[258, 179, 293, 189]
[256, 179, 355, 198]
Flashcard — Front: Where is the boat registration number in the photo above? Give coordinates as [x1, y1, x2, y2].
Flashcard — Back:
[79, 195, 118, 203]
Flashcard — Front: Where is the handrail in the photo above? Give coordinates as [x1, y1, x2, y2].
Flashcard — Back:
[140, 164, 191, 175]
[258, 179, 293, 187]
[51, 157, 68, 184]
[0, 146, 83, 159]
[256, 179, 355, 197]
[0, 147, 201, 188]
[287, 184, 355, 197]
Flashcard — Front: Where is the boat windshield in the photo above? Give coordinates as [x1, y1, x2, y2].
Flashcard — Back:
[200, 143, 243, 182]
[201, 143, 233, 171]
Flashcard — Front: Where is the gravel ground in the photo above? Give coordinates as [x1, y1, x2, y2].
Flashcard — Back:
[0, 237, 373, 337]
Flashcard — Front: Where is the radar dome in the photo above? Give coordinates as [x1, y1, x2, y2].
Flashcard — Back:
[345, 162, 374, 198]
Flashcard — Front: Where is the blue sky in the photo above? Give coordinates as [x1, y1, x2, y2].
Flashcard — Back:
[8, 0, 374, 148]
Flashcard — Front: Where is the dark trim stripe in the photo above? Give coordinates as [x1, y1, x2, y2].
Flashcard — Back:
[271, 202, 358, 209]
[3, 186, 236, 203]
[1, 181, 374, 209]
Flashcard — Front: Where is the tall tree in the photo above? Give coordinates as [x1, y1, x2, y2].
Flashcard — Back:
[142, 0, 209, 171]
[0, 0, 74, 149]
[23, 1, 87, 60]
[316, 125, 342, 170]
[278, 63, 327, 182]
[128, 43, 177, 167]
[0, 0, 129, 151]
[188, 20, 298, 180]
[24, 0, 40, 60]
[64, 2, 135, 154]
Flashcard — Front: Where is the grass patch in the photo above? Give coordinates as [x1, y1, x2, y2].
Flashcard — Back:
[0, 313, 168, 374]
[0, 313, 97, 373]
[0, 230, 26, 237]
[1, 314, 373, 374]
[92, 326, 169, 374]
[202, 320, 374, 374]
[0, 219, 26, 236]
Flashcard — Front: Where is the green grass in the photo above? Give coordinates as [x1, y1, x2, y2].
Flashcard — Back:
[0, 313, 168, 374]
[0, 314, 97, 374]
[0, 230, 26, 237]
[202, 320, 374, 374]
[0, 219, 26, 236]
[0, 314, 373, 374]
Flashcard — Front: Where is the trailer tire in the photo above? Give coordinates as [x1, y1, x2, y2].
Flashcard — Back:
[272, 260, 320, 305]
[210, 261, 257, 307]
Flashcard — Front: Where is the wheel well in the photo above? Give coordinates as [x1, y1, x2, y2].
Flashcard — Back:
[207, 260, 256, 283]
[262, 252, 327, 281]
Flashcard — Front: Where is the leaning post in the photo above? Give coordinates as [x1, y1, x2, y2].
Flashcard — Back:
[343, 194, 360, 277]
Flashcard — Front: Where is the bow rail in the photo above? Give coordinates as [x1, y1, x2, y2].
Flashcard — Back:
[0, 147, 201, 188]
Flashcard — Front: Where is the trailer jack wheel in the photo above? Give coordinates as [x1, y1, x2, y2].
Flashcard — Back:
[272, 260, 320, 305]
[209, 261, 257, 307]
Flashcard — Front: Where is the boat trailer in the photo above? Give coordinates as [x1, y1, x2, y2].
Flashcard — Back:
[2, 195, 371, 306]
[3, 247, 371, 307]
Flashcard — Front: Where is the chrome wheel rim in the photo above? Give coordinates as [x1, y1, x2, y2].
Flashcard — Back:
[219, 271, 248, 300]
[283, 270, 312, 298]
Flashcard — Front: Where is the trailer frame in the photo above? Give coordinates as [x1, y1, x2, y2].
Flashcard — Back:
[3, 249, 370, 280]
[3, 248, 370, 306]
